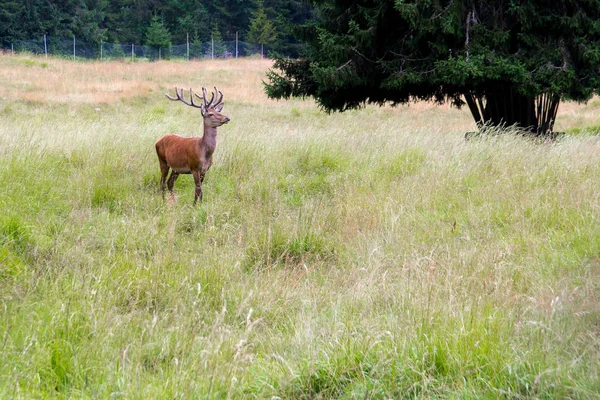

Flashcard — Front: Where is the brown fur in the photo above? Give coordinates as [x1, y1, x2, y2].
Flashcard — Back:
[156, 87, 229, 205]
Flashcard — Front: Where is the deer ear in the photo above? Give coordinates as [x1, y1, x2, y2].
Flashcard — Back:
[215, 103, 224, 112]
[200, 104, 207, 116]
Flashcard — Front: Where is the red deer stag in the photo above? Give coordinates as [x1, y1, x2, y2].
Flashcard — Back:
[155, 87, 230, 205]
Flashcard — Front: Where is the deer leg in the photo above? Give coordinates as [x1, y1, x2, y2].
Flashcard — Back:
[167, 171, 180, 198]
[192, 170, 204, 205]
[159, 160, 170, 200]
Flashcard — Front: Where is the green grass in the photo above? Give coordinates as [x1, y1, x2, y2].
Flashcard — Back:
[1, 56, 599, 398]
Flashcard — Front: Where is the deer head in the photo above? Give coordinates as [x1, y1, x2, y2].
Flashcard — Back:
[165, 86, 230, 128]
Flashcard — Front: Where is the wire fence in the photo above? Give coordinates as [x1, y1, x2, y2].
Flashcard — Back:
[2, 36, 272, 61]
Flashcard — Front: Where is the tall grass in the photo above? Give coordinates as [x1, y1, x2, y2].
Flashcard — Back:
[1, 53, 599, 398]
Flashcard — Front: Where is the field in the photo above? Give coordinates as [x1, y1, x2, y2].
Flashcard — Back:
[0, 54, 599, 398]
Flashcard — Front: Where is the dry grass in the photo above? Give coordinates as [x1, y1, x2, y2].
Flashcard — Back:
[0, 55, 274, 105]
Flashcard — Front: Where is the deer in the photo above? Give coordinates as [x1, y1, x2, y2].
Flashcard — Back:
[155, 86, 230, 205]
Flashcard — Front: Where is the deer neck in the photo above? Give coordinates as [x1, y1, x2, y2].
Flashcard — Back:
[202, 125, 218, 155]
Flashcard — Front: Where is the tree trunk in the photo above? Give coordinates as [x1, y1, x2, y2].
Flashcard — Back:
[464, 88, 560, 137]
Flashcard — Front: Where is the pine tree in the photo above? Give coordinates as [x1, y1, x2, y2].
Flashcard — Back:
[0, 1, 24, 46]
[174, 6, 211, 43]
[266, 0, 600, 136]
[108, 41, 125, 59]
[247, 0, 277, 58]
[268, 0, 312, 57]
[145, 15, 171, 60]
[210, 22, 226, 58]
[190, 33, 203, 59]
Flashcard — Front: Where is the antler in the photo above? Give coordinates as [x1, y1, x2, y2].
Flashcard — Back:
[165, 87, 203, 109]
[201, 87, 214, 108]
[199, 87, 224, 108]
[166, 87, 223, 110]
[213, 87, 224, 108]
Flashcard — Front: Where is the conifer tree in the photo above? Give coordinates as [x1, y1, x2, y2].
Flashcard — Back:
[210, 22, 226, 57]
[145, 15, 171, 60]
[266, 0, 600, 136]
[190, 33, 203, 59]
[108, 41, 125, 59]
[247, 0, 277, 58]
[0, 1, 25, 46]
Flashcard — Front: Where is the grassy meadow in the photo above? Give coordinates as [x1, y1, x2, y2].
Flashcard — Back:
[0, 54, 599, 398]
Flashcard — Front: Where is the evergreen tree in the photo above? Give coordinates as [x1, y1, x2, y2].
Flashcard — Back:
[266, 0, 600, 136]
[0, 1, 24, 46]
[208, 0, 254, 39]
[107, 41, 125, 59]
[145, 15, 172, 60]
[210, 22, 226, 58]
[0, 0, 106, 47]
[190, 33, 203, 59]
[20, 1, 61, 39]
[104, 0, 151, 45]
[172, 4, 211, 43]
[247, 0, 277, 57]
[71, 0, 107, 45]
[265, 0, 312, 57]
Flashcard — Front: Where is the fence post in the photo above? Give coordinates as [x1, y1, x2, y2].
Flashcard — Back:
[186, 33, 189, 62]
[236, 32, 238, 59]
[131, 44, 134, 62]
[211, 35, 214, 59]
[100, 40, 103, 61]
[11, 43, 14, 55]
[44, 34, 48, 58]
[73, 36, 76, 61]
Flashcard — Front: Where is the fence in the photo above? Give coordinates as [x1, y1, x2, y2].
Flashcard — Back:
[2, 35, 271, 61]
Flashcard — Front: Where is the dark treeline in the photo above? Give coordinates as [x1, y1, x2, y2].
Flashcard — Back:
[0, 0, 313, 56]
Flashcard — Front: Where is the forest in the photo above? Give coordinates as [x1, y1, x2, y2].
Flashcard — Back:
[0, 0, 313, 56]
